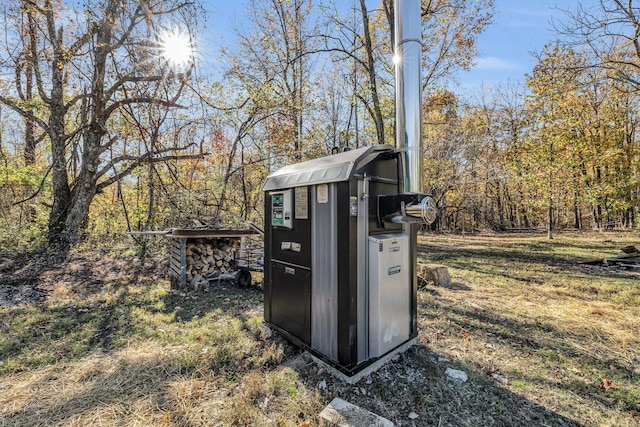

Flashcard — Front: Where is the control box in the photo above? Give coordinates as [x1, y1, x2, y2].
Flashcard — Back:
[270, 189, 293, 229]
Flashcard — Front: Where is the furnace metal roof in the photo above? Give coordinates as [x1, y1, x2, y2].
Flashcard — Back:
[262, 144, 394, 191]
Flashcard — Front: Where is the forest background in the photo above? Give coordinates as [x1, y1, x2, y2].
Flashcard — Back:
[1, 0, 639, 251]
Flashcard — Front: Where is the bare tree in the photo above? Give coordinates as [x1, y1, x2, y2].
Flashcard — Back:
[0, 0, 202, 248]
[382, 0, 495, 89]
[321, 0, 494, 146]
[232, 0, 318, 163]
[559, 0, 640, 91]
[319, 0, 391, 145]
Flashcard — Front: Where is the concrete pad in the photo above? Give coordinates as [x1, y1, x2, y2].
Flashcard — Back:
[319, 398, 394, 427]
[310, 337, 417, 385]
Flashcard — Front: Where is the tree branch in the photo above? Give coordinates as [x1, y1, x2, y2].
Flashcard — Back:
[0, 95, 49, 131]
[104, 96, 187, 117]
[11, 164, 53, 206]
[95, 151, 206, 193]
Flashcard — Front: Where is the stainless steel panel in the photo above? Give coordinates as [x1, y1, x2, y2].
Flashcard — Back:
[311, 183, 338, 360]
[368, 233, 410, 358]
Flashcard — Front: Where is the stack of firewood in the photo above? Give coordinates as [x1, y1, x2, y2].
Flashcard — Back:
[185, 238, 239, 288]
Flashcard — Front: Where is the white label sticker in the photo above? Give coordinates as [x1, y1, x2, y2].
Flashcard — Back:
[295, 187, 308, 219]
[317, 184, 329, 204]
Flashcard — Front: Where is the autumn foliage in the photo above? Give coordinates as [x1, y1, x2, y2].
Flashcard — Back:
[1, 0, 640, 251]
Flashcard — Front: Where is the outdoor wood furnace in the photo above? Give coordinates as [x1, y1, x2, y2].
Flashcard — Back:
[261, 0, 435, 377]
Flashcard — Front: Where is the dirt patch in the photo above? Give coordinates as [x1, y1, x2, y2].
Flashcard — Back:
[0, 250, 165, 308]
[0, 252, 63, 307]
[0, 279, 48, 307]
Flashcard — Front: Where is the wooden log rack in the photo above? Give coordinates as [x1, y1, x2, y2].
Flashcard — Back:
[127, 227, 263, 289]
[167, 228, 262, 290]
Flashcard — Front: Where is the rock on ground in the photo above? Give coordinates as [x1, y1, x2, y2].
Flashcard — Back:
[319, 397, 394, 427]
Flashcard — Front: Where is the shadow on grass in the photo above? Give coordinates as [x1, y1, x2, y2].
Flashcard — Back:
[418, 241, 640, 303]
[0, 255, 308, 425]
[0, 345, 299, 426]
[2, 242, 636, 425]
[379, 344, 583, 426]
[418, 291, 640, 418]
[0, 251, 266, 376]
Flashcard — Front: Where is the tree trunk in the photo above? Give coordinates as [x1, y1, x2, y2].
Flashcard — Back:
[360, 0, 385, 145]
[547, 197, 553, 239]
[52, 2, 112, 247]
[65, 177, 97, 244]
[573, 190, 581, 229]
[48, 34, 72, 247]
[23, 63, 36, 165]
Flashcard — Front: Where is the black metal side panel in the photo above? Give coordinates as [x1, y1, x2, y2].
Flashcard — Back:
[336, 181, 358, 368]
[270, 261, 311, 344]
[355, 152, 404, 235]
[264, 188, 312, 339]
[264, 195, 273, 324]
[368, 181, 403, 234]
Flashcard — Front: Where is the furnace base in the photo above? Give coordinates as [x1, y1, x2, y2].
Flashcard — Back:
[308, 337, 417, 384]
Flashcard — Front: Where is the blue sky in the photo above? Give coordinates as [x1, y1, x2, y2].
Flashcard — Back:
[457, 0, 600, 92]
[199, 0, 601, 91]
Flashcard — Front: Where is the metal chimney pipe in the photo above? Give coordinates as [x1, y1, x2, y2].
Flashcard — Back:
[394, 0, 423, 194]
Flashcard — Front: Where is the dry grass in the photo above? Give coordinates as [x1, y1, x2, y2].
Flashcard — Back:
[417, 231, 640, 426]
[0, 342, 320, 426]
[0, 251, 321, 426]
[1, 231, 639, 426]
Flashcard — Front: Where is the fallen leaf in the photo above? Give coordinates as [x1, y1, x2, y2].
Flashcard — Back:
[600, 377, 618, 392]
[459, 332, 470, 339]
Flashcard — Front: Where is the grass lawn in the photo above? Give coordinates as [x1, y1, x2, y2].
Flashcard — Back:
[0, 231, 638, 426]
[418, 231, 640, 426]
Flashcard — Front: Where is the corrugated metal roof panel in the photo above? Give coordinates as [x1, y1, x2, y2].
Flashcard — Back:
[262, 145, 394, 191]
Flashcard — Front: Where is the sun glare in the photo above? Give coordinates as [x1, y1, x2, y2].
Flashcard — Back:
[160, 30, 193, 71]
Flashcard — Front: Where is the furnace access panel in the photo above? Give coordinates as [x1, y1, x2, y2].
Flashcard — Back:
[266, 187, 312, 346]
[368, 233, 410, 358]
